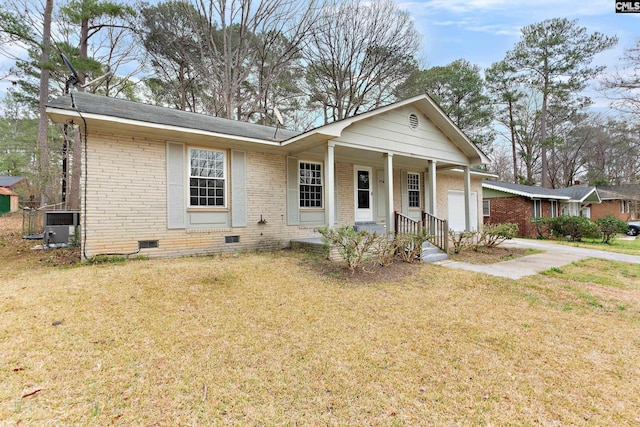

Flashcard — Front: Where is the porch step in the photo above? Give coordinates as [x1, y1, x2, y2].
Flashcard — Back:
[353, 222, 387, 234]
[422, 241, 448, 263]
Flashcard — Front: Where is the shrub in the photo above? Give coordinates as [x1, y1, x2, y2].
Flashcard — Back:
[532, 217, 554, 239]
[478, 222, 519, 248]
[318, 226, 381, 272]
[595, 215, 628, 244]
[395, 229, 432, 263]
[449, 229, 477, 254]
[550, 215, 600, 242]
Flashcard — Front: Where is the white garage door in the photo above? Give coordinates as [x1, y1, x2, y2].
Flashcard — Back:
[448, 190, 478, 232]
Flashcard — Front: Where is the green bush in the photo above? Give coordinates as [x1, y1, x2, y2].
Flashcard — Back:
[448, 230, 477, 254]
[532, 217, 554, 239]
[478, 222, 519, 248]
[595, 215, 628, 244]
[395, 229, 432, 263]
[550, 215, 600, 242]
[318, 226, 379, 272]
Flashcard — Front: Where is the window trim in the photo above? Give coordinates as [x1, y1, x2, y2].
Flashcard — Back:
[482, 199, 490, 217]
[188, 147, 228, 209]
[407, 172, 421, 209]
[532, 199, 542, 218]
[550, 200, 558, 218]
[299, 160, 323, 209]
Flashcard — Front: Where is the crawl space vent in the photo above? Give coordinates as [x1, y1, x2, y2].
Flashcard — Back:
[138, 240, 159, 249]
[408, 113, 419, 130]
[225, 235, 240, 244]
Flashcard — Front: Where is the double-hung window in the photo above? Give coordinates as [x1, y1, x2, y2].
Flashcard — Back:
[550, 200, 558, 218]
[299, 162, 322, 208]
[482, 200, 490, 217]
[189, 148, 226, 207]
[532, 199, 542, 218]
[408, 172, 420, 208]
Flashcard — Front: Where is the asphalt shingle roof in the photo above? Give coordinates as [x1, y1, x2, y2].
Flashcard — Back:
[0, 176, 26, 187]
[47, 92, 301, 142]
[482, 180, 566, 199]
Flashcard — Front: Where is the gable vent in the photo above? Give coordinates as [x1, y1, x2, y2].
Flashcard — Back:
[408, 113, 419, 130]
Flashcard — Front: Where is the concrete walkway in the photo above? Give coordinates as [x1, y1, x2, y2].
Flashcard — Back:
[436, 238, 640, 279]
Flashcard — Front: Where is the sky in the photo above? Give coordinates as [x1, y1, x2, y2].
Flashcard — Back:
[0, 0, 639, 107]
[401, 0, 640, 108]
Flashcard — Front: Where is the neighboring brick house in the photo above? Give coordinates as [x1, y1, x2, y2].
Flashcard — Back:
[591, 185, 640, 221]
[46, 92, 490, 259]
[482, 181, 569, 237]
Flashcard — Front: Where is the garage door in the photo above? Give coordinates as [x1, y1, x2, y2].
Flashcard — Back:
[448, 190, 478, 232]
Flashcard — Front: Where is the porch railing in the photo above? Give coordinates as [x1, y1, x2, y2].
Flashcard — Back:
[394, 210, 421, 235]
[394, 210, 449, 254]
[422, 211, 449, 254]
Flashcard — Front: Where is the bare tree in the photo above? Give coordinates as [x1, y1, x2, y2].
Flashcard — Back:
[189, 0, 318, 121]
[303, 0, 420, 123]
[602, 39, 640, 117]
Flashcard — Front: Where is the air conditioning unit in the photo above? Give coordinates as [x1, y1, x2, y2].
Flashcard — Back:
[43, 210, 81, 247]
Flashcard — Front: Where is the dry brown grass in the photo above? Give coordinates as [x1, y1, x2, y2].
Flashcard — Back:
[2, 213, 640, 425]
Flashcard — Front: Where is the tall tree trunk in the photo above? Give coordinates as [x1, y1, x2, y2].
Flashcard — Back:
[508, 100, 518, 183]
[540, 89, 549, 188]
[38, 0, 54, 207]
[68, 11, 89, 210]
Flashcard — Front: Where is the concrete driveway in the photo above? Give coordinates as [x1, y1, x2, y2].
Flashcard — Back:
[437, 238, 640, 279]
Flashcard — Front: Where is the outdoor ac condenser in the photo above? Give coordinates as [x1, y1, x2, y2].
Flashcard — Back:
[43, 210, 81, 247]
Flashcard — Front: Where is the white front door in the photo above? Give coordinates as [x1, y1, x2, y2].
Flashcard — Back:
[355, 166, 373, 222]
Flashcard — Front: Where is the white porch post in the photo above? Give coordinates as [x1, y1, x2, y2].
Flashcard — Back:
[428, 160, 437, 216]
[384, 153, 394, 234]
[325, 142, 335, 227]
[463, 165, 471, 231]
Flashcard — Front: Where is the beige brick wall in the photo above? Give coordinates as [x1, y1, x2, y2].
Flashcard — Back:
[83, 133, 323, 259]
[83, 131, 483, 258]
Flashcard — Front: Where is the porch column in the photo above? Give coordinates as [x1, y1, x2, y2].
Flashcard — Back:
[428, 160, 437, 216]
[325, 142, 335, 227]
[463, 165, 472, 231]
[384, 153, 394, 234]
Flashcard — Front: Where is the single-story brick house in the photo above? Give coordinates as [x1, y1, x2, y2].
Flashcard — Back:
[482, 181, 601, 238]
[591, 185, 640, 221]
[46, 92, 490, 259]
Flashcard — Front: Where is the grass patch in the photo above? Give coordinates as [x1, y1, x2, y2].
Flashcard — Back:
[2, 214, 640, 425]
[547, 236, 640, 255]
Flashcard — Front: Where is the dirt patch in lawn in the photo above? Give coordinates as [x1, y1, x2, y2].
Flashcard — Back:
[448, 246, 536, 264]
[0, 212, 80, 269]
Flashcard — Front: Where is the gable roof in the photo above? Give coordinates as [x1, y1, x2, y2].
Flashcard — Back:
[596, 184, 640, 201]
[482, 180, 570, 200]
[47, 92, 489, 166]
[47, 92, 301, 142]
[283, 94, 490, 165]
[0, 176, 26, 188]
[483, 180, 604, 203]
[554, 186, 601, 203]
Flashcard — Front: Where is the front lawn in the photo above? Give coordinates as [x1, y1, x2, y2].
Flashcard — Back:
[541, 235, 640, 255]
[2, 212, 640, 425]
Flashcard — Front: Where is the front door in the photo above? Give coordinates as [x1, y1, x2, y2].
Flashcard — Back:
[355, 166, 373, 222]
